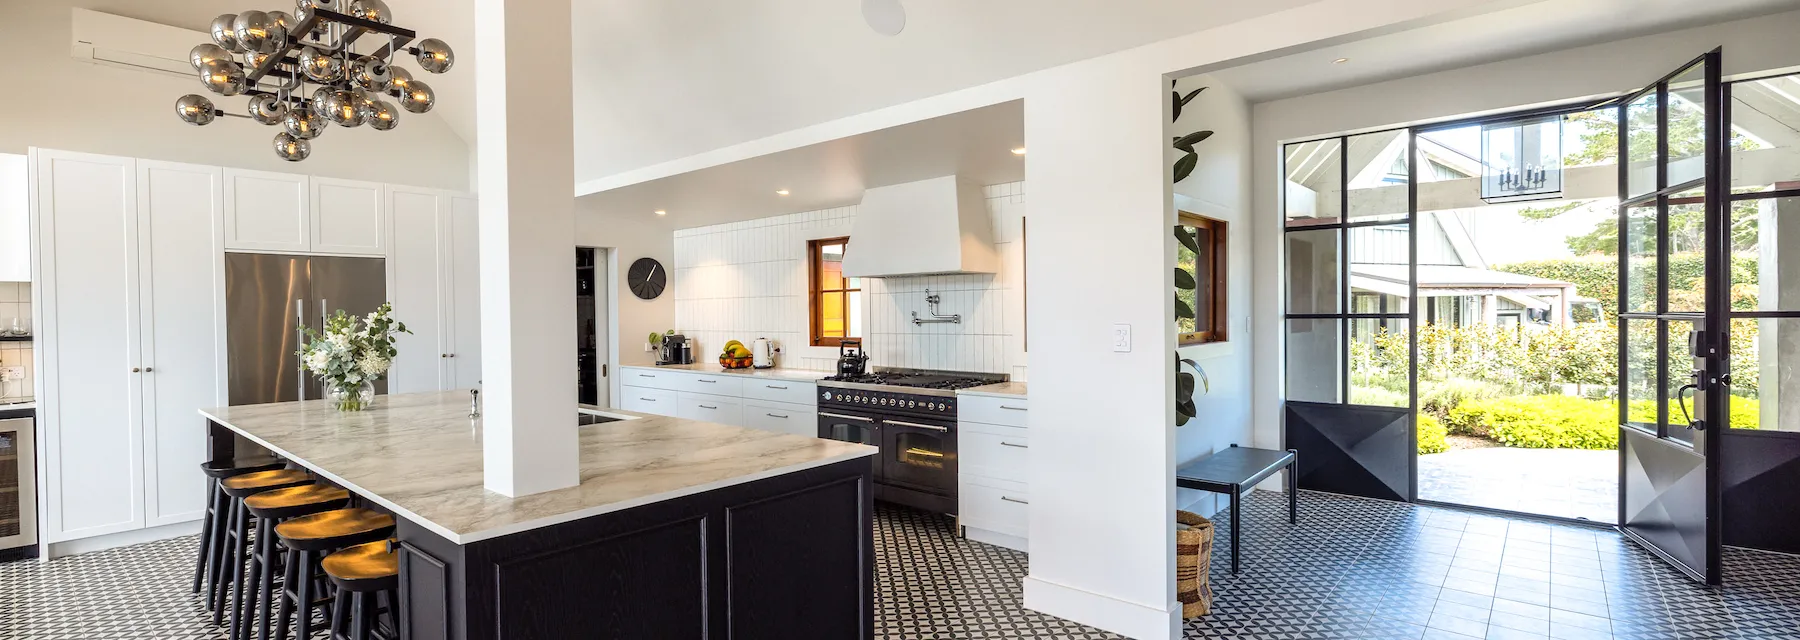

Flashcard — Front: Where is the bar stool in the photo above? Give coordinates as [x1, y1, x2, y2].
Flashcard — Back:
[274, 509, 396, 640]
[217, 470, 314, 629]
[240, 484, 352, 640]
[195, 457, 285, 605]
[323, 539, 401, 640]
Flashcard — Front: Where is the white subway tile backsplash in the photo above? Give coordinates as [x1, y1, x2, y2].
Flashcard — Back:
[673, 183, 1026, 376]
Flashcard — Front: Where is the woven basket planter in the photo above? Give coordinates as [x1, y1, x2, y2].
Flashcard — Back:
[1175, 510, 1214, 618]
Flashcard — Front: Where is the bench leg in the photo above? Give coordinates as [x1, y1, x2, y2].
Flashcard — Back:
[1230, 486, 1241, 575]
[1288, 449, 1300, 524]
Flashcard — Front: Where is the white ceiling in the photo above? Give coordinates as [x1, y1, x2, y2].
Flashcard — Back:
[575, 99, 1023, 231]
[1208, 0, 1800, 103]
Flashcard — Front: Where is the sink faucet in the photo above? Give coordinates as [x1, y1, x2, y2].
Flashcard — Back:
[469, 388, 481, 418]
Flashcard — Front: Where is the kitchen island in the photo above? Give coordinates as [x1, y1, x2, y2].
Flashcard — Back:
[202, 391, 877, 640]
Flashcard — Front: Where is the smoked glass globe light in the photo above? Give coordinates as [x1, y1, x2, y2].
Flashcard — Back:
[233, 11, 285, 55]
[175, 94, 216, 126]
[298, 46, 343, 83]
[198, 59, 247, 96]
[349, 0, 393, 24]
[273, 132, 312, 162]
[323, 90, 366, 127]
[248, 94, 289, 125]
[387, 65, 413, 92]
[415, 39, 453, 73]
[189, 44, 231, 71]
[349, 56, 392, 92]
[398, 80, 434, 113]
[209, 14, 242, 52]
[297, 0, 339, 11]
[284, 109, 326, 140]
[364, 100, 399, 131]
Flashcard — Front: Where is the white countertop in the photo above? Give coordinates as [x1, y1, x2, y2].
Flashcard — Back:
[620, 362, 836, 383]
[202, 391, 874, 544]
[0, 400, 35, 411]
[958, 382, 1027, 398]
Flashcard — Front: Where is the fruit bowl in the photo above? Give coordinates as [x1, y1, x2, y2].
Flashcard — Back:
[719, 355, 754, 369]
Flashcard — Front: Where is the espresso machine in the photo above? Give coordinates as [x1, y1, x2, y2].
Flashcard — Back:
[658, 334, 694, 365]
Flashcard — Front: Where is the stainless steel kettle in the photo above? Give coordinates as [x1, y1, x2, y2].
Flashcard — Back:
[751, 337, 775, 369]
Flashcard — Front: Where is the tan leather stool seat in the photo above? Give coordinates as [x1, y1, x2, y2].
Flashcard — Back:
[275, 508, 396, 552]
[244, 484, 351, 520]
[221, 469, 312, 497]
[322, 539, 399, 590]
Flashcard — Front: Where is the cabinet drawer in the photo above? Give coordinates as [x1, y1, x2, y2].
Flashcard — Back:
[959, 395, 1029, 427]
[741, 379, 817, 405]
[677, 392, 742, 426]
[959, 425, 1028, 483]
[742, 400, 817, 437]
[620, 367, 683, 391]
[621, 386, 678, 416]
[958, 478, 1029, 539]
[673, 373, 744, 396]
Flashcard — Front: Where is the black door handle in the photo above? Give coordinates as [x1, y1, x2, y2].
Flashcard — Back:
[1676, 383, 1701, 430]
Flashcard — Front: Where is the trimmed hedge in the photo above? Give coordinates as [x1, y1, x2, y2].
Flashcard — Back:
[1418, 414, 1449, 455]
[1447, 396, 1618, 450]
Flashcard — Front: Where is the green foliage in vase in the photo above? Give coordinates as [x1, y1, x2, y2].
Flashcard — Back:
[297, 302, 411, 410]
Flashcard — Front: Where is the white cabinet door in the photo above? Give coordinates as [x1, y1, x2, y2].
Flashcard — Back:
[33, 149, 146, 541]
[678, 392, 742, 426]
[311, 177, 385, 255]
[135, 160, 224, 527]
[387, 187, 447, 392]
[447, 196, 481, 387]
[223, 168, 308, 252]
[742, 400, 817, 437]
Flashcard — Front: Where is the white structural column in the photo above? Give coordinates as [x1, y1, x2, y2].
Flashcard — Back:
[474, 0, 579, 496]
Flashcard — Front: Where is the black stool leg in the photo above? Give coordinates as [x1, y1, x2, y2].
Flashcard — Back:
[351, 592, 369, 640]
[193, 478, 217, 594]
[207, 483, 234, 611]
[239, 516, 270, 640]
[295, 550, 315, 640]
[275, 548, 299, 640]
[228, 503, 252, 634]
[256, 518, 280, 640]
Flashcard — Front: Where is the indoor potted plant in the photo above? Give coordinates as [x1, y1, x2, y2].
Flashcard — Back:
[298, 302, 409, 411]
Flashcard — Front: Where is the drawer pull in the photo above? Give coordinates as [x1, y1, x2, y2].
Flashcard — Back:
[698, 379, 717, 384]
[765, 413, 790, 419]
[639, 397, 657, 402]
[766, 385, 789, 390]
[1000, 496, 1029, 505]
[640, 374, 656, 377]
[699, 404, 718, 410]
[1001, 441, 1028, 449]
[1000, 405, 1027, 411]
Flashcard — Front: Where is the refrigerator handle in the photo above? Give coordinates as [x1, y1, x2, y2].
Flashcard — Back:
[296, 299, 306, 401]
[320, 298, 329, 328]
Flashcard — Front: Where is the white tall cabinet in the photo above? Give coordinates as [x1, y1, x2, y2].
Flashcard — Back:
[387, 187, 481, 393]
[32, 150, 224, 543]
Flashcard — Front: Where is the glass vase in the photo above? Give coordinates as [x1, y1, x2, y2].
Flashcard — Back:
[327, 380, 376, 412]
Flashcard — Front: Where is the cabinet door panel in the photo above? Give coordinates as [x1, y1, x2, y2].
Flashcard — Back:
[677, 392, 742, 426]
[388, 188, 446, 392]
[622, 386, 677, 416]
[35, 149, 145, 540]
[742, 400, 816, 437]
[223, 169, 308, 252]
[448, 197, 481, 387]
[312, 177, 385, 255]
[136, 161, 225, 526]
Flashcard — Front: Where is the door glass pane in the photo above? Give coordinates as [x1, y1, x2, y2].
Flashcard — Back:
[1730, 317, 1797, 431]
[1348, 223, 1410, 314]
[1347, 130, 1408, 222]
[1728, 73, 1800, 193]
[1665, 319, 1698, 444]
[1286, 318, 1342, 403]
[1624, 203, 1659, 313]
[1623, 318, 1658, 433]
[1350, 319, 1409, 407]
[1286, 229, 1340, 314]
[1734, 196, 1800, 311]
[1667, 192, 1707, 313]
[1285, 139, 1343, 227]
[1666, 61, 1708, 187]
[1626, 91, 1660, 200]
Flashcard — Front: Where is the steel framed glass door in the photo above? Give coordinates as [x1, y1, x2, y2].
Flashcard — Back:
[1615, 49, 1724, 584]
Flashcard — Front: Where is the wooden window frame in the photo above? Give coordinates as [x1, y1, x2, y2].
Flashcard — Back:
[1178, 212, 1228, 345]
[808, 237, 859, 347]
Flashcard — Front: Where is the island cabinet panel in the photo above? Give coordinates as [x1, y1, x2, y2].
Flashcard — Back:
[396, 458, 873, 640]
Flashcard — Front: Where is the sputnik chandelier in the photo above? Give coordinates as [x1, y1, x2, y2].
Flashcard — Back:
[175, 0, 455, 161]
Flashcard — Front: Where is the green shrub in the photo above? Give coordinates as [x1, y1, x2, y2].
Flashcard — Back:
[1448, 396, 1618, 450]
[1420, 377, 1508, 421]
[1349, 385, 1408, 408]
[1623, 397, 1764, 430]
[1418, 414, 1449, 455]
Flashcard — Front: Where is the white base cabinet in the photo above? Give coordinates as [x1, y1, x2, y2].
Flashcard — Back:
[619, 366, 818, 436]
[958, 395, 1029, 552]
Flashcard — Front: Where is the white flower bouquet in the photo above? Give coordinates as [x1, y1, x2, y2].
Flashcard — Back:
[298, 302, 410, 411]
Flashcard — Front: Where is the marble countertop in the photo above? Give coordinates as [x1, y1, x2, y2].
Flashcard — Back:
[201, 391, 875, 545]
[0, 399, 35, 412]
[959, 382, 1027, 398]
[619, 362, 836, 382]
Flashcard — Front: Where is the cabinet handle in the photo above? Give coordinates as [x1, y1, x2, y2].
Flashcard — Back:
[448, 354, 456, 358]
[699, 404, 718, 410]
[886, 419, 949, 432]
[1001, 441, 1028, 449]
[144, 367, 154, 373]
[820, 412, 873, 422]
[641, 374, 656, 378]
[639, 397, 657, 402]
[440, 354, 447, 358]
[1000, 405, 1027, 411]
[1001, 496, 1030, 505]
[766, 385, 789, 390]
[698, 379, 717, 384]
[766, 413, 790, 419]
[131, 367, 142, 373]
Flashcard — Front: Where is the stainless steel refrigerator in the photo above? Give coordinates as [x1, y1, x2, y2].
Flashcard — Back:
[226, 253, 388, 405]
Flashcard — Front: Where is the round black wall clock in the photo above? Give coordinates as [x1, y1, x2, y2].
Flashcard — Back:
[627, 257, 667, 300]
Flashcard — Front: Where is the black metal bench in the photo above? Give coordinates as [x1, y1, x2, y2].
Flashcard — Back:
[1175, 445, 1298, 574]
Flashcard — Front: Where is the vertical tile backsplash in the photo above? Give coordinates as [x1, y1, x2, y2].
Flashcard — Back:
[0, 282, 33, 401]
[673, 182, 1027, 378]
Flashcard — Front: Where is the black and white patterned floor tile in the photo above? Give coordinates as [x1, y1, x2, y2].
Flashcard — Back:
[5, 492, 1800, 639]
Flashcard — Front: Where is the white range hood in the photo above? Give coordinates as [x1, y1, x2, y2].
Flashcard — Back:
[841, 175, 998, 278]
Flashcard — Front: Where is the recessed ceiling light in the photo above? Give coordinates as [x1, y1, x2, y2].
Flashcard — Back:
[1010, 147, 1027, 155]
[775, 189, 790, 196]
[654, 210, 666, 216]
[1332, 57, 1350, 64]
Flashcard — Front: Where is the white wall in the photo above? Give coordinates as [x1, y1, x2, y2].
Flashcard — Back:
[1, 1, 471, 192]
[574, 202, 676, 371]
[1168, 76, 1255, 518]
[1247, 9, 1800, 458]
[671, 182, 1028, 377]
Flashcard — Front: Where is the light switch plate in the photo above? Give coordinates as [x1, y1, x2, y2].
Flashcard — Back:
[1112, 324, 1132, 352]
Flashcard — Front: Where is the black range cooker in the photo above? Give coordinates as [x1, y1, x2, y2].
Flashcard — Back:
[817, 368, 1005, 515]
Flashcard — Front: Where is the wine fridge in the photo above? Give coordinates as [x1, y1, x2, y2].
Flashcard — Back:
[0, 415, 36, 551]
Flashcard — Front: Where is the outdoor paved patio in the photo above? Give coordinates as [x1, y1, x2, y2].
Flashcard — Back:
[1418, 447, 1616, 523]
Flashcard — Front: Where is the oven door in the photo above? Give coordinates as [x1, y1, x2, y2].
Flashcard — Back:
[879, 417, 957, 498]
[819, 409, 882, 482]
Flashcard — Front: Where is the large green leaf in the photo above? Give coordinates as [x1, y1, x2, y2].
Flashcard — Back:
[1175, 296, 1195, 319]
[1172, 86, 1206, 121]
[1177, 371, 1195, 398]
[1180, 357, 1210, 395]
[1173, 152, 1197, 183]
[1174, 268, 1196, 290]
[1174, 225, 1199, 253]
[1172, 130, 1214, 153]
